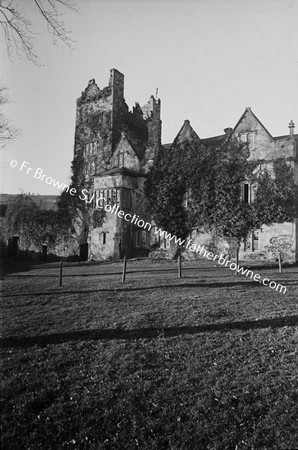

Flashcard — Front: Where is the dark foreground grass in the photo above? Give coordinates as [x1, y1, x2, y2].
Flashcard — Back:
[0, 259, 297, 449]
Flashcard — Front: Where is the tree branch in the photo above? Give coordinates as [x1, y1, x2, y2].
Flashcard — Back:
[0, 0, 78, 64]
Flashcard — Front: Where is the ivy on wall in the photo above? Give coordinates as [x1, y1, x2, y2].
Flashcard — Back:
[2, 195, 71, 248]
[145, 138, 296, 263]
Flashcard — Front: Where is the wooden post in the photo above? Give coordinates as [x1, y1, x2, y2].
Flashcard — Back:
[235, 247, 239, 275]
[278, 251, 283, 273]
[178, 250, 182, 278]
[59, 260, 63, 286]
[122, 255, 127, 282]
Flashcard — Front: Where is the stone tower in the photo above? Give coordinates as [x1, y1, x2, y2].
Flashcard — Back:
[73, 68, 162, 260]
[73, 68, 161, 188]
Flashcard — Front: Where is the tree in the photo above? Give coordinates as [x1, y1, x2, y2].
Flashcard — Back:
[252, 159, 296, 224]
[146, 137, 256, 262]
[203, 140, 257, 268]
[0, 0, 77, 64]
[0, 85, 18, 149]
[145, 144, 188, 240]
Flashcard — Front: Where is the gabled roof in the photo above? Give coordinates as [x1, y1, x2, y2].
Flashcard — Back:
[227, 107, 274, 142]
[113, 132, 144, 160]
[172, 119, 200, 147]
[162, 108, 296, 154]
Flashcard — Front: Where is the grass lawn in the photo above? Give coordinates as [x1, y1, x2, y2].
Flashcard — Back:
[0, 259, 297, 449]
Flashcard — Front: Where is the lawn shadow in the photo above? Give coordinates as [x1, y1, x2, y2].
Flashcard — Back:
[1, 259, 35, 276]
[1, 279, 267, 298]
[1, 315, 297, 349]
[5, 266, 215, 279]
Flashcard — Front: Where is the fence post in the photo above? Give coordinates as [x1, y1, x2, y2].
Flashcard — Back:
[59, 260, 63, 286]
[122, 255, 127, 282]
[278, 251, 283, 273]
[178, 249, 182, 278]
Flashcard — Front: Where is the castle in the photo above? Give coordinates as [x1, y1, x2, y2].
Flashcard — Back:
[74, 68, 297, 262]
[1, 68, 297, 262]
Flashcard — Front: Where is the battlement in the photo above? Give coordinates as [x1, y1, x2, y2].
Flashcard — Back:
[76, 79, 112, 106]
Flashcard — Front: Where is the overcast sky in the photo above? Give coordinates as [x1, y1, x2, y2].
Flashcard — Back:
[1, 0, 297, 194]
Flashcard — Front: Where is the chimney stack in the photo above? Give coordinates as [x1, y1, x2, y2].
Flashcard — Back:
[289, 120, 295, 137]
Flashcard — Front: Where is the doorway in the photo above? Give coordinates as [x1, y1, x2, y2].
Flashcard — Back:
[80, 243, 88, 261]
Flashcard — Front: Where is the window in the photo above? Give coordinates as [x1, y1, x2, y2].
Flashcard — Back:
[141, 231, 147, 247]
[244, 235, 251, 252]
[112, 190, 117, 205]
[122, 189, 131, 209]
[107, 189, 112, 204]
[153, 228, 160, 245]
[243, 183, 250, 203]
[85, 142, 97, 157]
[116, 190, 120, 205]
[250, 183, 257, 203]
[249, 133, 255, 149]
[136, 231, 147, 248]
[239, 133, 255, 150]
[136, 230, 142, 247]
[92, 189, 120, 209]
[244, 230, 260, 252]
[252, 230, 259, 251]
[0, 204, 7, 217]
[102, 231, 108, 245]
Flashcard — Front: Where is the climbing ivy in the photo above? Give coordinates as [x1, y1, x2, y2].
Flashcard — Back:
[3, 195, 71, 248]
[145, 138, 295, 263]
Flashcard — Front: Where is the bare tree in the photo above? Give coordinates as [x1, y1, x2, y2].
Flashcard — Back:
[0, 85, 18, 149]
[0, 0, 77, 64]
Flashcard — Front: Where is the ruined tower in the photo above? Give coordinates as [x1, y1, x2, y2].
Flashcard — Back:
[73, 68, 162, 260]
[74, 68, 161, 185]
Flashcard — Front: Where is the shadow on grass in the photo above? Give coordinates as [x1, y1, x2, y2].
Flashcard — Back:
[1, 279, 268, 298]
[1, 315, 297, 349]
[1, 259, 35, 276]
[5, 266, 219, 278]
[5, 268, 179, 278]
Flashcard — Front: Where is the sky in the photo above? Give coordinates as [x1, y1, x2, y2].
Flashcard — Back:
[1, 0, 298, 195]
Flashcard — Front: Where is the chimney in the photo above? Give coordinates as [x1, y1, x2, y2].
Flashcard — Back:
[224, 127, 233, 135]
[289, 120, 295, 137]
